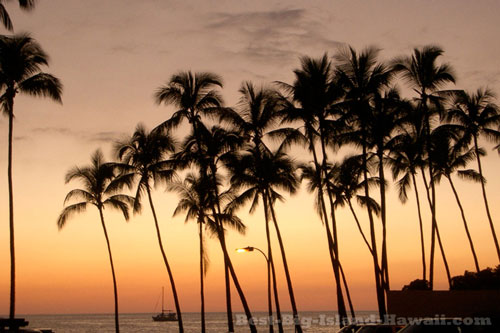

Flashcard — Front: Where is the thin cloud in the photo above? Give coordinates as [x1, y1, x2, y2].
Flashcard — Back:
[31, 126, 126, 143]
[206, 8, 342, 65]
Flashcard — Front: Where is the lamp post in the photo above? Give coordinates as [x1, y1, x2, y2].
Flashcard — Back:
[236, 246, 273, 332]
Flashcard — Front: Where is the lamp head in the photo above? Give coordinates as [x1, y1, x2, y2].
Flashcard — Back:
[236, 246, 254, 253]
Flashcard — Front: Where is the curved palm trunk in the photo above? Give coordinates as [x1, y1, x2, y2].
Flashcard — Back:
[266, 190, 302, 333]
[347, 200, 374, 254]
[7, 96, 15, 320]
[310, 131, 348, 325]
[146, 187, 184, 333]
[421, 169, 451, 287]
[318, 133, 350, 323]
[362, 143, 386, 319]
[208, 187, 256, 333]
[215, 224, 257, 333]
[411, 173, 426, 281]
[98, 207, 120, 333]
[447, 176, 480, 272]
[270, 253, 284, 333]
[199, 218, 206, 333]
[224, 256, 234, 332]
[377, 150, 390, 291]
[262, 193, 277, 333]
[338, 263, 355, 319]
[473, 136, 500, 262]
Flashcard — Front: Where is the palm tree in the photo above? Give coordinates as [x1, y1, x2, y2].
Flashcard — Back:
[227, 144, 301, 333]
[277, 54, 350, 325]
[447, 88, 500, 262]
[57, 150, 135, 333]
[155, 69, 255, 331]
[0, 0, 36, 31]
[335, 45, 392, 317]
[392, 45, 456, 289]
[114, 124, 184, 332]
[389, 124, 427, 280]
[0, 33, 62, 320]
[222, 81, 286, 333]
[430, 127, 480, 272]
[170, 172, 246, 333]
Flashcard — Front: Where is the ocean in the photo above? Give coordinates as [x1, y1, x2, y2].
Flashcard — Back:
[22, 311, 378, 332]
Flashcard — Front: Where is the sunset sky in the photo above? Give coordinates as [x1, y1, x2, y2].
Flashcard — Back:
[1, 0, 500, 315]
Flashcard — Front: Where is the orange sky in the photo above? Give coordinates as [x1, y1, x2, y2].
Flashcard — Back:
[1, 0, 500, 315]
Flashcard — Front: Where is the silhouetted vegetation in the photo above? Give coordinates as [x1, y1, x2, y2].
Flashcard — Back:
[402, 279, 431, 291]
[450, 266, 500, 290]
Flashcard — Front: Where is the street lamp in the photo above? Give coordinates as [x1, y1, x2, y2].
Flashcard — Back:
[236, 246, 274, 332]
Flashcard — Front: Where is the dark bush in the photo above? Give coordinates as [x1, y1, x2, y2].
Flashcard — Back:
[402, 279, 431, 290]
[450, 265, 500, 290]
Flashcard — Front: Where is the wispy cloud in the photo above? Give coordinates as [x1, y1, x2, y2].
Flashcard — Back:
[206, 8, 342, 65]
[31, 127, 126, 143]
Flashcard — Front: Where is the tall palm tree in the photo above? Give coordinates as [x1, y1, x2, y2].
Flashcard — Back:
[392, 45, 456, 289]
[57, 150, 135, 333]
[223, 81, 286, 333]
[114, 124, 184, 332]
[0, 0, 36, 31]
[155, 68, 255, 330]
[277, 54, 350, 326]
[389, 126, 427, 280]
[227, 144, 300, 333]
[170, 172, 246, 333]
[430, 127, 481, 272]
[0, 33, 62, 320]
[335, 45, 392, 317]
[447, 88, 500, 262]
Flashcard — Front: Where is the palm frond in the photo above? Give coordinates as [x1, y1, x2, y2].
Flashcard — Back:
[57, 202, 88, 229]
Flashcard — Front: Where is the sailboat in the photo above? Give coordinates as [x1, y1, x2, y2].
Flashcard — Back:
[152, 287, 178, 322]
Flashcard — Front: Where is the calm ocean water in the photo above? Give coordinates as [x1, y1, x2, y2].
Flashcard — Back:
[23, 311, 378, 332]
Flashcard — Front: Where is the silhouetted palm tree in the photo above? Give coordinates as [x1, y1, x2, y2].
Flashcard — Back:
[0, 33, 62, 320]
[57, 150, 134, 333]
[389, 123, 427, 280]
[335, 45, 392, 317]
[0, 0, 36, 31]
[223, 81, 286, 333]
[156, 69, 255, 331]
[392, 45, 456, 288]
[278, 54, 350, 326]
[170, 172, 246, 333]
[447, 88, 500, 262]
[430, 127, 481, 272]
[114, 124, 184, 333]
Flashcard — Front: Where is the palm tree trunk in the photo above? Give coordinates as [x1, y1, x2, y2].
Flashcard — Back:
[262, 194, 276, 333]
[216, 226, 257, 333]
[378, 150, 390, 291]
[266, 190, 303, 333]
[270, 252, 284, 333]
[224, 256, 234, 332]
[362, 143, 386, 318]
[338, 262, 355, 319]
[7, 97, 15, 320]
[421, 169, 451, 287]
[474, 136, 500, 262]
[411, 173, 426, 281]
[447, 176, 480, 272]
[199, 219, 206, 333]
[98, 207, 120, 333]
[347, 200, 374, 254]
[311, 131, 348, 325]
[146, 187, 184, 333]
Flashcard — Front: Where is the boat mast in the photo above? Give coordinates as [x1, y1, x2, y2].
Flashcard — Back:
[162, 286, 165, 314]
